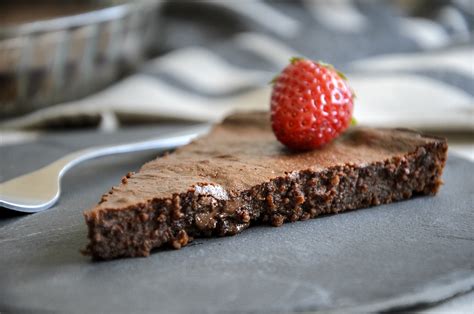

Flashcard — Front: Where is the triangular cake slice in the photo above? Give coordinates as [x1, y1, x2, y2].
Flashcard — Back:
[84, 112, 447, 259]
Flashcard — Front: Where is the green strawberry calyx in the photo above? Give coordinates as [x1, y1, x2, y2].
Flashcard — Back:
[351, 117, 358, 126]
[290, 56, 304, 64]
[269, 75, 279, 85]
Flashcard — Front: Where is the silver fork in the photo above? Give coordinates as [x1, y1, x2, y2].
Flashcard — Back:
[0, 124, 211, 213]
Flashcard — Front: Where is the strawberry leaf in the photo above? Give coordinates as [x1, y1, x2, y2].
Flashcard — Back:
[269, 75, 279, 85]
[317, 61, 348, 82]
[351, 117, 358, 126]
[317, 60, 334, 70]
[350, 87, 357, 99]
[336, 70, 347, 81]
[290, 56, 304, 64]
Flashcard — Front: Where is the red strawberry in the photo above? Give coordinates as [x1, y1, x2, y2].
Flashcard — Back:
[270, 57, 355, 150]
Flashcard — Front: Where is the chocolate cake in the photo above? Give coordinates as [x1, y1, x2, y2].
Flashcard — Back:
[84, 112, 448, 260]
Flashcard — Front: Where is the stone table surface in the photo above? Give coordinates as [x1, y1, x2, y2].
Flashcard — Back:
[0, 126, 473, 313]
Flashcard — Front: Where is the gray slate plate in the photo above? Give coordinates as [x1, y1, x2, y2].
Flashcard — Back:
[0, 127, 473, 313]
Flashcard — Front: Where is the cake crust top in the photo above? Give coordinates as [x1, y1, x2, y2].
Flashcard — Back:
[89, 112, 446, 212]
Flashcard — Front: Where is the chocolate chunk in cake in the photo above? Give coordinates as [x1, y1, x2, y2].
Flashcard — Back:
[83, 112, 448, 260]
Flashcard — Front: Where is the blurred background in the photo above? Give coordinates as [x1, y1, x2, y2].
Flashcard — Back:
[0, 0, 473, 159]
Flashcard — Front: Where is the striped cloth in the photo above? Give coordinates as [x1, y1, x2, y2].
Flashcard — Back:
[1, 0, 473, 133]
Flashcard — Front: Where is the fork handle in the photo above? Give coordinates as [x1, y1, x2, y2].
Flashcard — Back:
[0, 124, 211, 212]
[53, 124, 212, 178]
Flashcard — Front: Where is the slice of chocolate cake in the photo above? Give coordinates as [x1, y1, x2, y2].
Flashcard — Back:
[84, 112, 448, 260]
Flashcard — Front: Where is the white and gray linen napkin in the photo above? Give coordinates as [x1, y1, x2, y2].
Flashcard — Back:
[1, 0, 473, 156]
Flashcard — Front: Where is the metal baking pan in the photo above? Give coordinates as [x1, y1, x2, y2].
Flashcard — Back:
[0, 0, 162, 119]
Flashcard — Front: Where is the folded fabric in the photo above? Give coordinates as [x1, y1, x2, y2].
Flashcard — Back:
[1, 1, 472, 132]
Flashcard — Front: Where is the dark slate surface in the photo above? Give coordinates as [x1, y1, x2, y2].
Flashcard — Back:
[0, 129, 473, 313]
